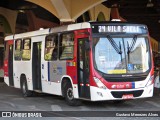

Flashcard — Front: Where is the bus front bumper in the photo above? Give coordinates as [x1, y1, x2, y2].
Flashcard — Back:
[89, 84, 154, 101]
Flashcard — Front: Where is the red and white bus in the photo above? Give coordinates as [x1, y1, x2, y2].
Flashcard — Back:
[4, 22, 154, 105]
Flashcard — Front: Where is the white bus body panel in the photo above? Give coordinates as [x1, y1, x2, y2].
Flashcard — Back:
[13, 30, 50, 90]
[41, 61, 63, 95]
[67, 22, 91, 31]
[50, 22, 91, 33]
[41, 81, 62, 95]
[90, 84, 153, 101]
[13, 61, 32, 89]
[14, 29, 50, 39]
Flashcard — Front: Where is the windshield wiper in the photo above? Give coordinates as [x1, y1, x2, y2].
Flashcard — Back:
[127, 35, 137, 54]
[106, 35, 122, 54]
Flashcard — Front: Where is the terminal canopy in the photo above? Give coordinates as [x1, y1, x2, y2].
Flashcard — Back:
[27, 0, 106, 22]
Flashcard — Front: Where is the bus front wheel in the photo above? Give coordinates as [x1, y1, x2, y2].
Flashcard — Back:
[64, 82, 81, 106]
[20, 77, 32, 97]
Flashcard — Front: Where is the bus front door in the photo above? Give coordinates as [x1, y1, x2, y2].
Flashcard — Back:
[32, 42, 42, 91]
[77, 38, 90, 99]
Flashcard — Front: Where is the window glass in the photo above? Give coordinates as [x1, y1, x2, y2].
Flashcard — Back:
[93, 36, 150, 74]
[59, 33, 74, 60]
[14, 39, 22, 60]
[22, 39, 31, 60]
[45, 35, 58, 61]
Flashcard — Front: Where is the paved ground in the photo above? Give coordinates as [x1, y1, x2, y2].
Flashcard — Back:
[0, 82, 160, 120]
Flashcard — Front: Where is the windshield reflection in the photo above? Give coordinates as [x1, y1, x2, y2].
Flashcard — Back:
[93, 36, 150, 74]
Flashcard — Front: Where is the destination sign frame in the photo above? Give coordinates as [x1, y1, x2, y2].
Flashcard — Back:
[91, 24, 148, 34]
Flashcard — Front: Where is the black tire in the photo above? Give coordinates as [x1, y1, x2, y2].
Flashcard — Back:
[20, 76, 32, 97]
[64, 82, 81, 106]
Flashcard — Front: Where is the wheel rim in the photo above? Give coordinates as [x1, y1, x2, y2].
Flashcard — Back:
[67, 88, 74, 100]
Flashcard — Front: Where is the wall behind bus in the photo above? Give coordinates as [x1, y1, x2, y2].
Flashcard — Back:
[25, 11, 58, 31]
[89, 4, 110, 21]
[0, 7, 17, 34]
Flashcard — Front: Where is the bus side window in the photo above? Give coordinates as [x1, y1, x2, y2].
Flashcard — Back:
[59, 33, 74, 60]
[22, 38, 31, 61]
[44, 35, 58, 61]
[14, 39, 22, 61]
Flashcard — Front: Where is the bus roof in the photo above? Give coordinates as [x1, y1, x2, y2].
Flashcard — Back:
[50, 22, 91, 33]
[5, 22, 91, 40]
[14, 28, 50, 39]
[5, 35, 14, 41]
[89, 21, 147, 27]
[5, 21, 148, 41]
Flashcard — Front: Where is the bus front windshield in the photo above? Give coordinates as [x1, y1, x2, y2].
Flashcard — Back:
[93, 35, 150, 74]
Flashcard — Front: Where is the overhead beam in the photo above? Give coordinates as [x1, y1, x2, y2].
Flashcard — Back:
[50, 0, 73, 22]
[26, 0, 59, 18]
[70, 0, 106, 20]
[26, 0, 107, 22]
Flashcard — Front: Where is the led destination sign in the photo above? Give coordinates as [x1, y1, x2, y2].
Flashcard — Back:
[99, 26, 140, 33]
[92, 25, 148, 34]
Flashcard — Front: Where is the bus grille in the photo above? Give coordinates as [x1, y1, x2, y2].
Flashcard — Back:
[104, 76, 147, 82]
[111, 90, 144, 98]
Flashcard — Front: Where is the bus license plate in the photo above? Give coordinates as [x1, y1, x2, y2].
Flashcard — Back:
[122, 94, 133, 99]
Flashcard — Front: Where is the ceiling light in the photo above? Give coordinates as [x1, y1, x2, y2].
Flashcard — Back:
[19, 10, 25, 13]
[147, 0, 154, 7]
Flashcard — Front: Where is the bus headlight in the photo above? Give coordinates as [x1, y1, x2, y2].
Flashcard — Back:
[93, 77, 107, 90]
[146, 75, 154, 87]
